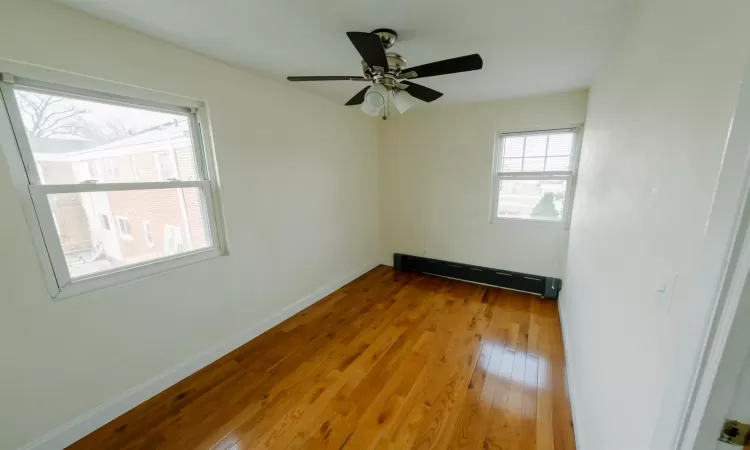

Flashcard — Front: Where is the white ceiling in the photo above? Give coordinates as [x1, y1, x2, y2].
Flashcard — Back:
[57, 0, 632, 105]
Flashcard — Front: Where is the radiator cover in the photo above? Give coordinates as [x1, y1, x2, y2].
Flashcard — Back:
[393, 253, 562, 299]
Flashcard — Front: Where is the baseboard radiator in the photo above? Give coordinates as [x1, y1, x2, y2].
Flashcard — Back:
[393, 253, 562, 299]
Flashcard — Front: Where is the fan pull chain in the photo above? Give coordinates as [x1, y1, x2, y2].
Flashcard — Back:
[383, 91, 390, 120]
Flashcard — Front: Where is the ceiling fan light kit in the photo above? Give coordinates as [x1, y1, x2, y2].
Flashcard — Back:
[361, 84, 387, 116]
[287, 29, 483, 119]
[393, 90, 417, 114]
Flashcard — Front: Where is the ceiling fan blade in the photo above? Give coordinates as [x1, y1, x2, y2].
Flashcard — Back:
[402, 81, 443, 102]
[345, 86, 371, 106]
[287, 76, 368, 82]
[346, 32, 388, 70]
[403, 54, 483, 79]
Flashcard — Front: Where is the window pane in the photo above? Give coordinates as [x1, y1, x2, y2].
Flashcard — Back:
[14, 89, 199, 184]
[498, 131, 575, 174]
[502, 136, 525, 158]
[524, 135, 548, 157]
[547, 133, 574, 156]
[496, 179, 568, 221]
[46, 187, 211, 278]
[546, 156, 570, 171]
[502, 157, 523, 172]
[522, 157, 545, 172]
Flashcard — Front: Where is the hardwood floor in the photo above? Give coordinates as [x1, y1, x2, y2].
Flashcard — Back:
[68, 266, 576, 450]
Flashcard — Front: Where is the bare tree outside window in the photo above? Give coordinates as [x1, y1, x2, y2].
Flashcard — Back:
[16, 91, 132, 144]
[16, 91, 86, 138]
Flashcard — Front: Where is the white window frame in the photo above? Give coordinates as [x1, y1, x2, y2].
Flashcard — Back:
[0, 72, 229, 299]
[116, 216, 133, 239]
[490, 126, 583, 226]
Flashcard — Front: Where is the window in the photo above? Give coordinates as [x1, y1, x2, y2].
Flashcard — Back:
[155, 151, 177, 181]
[117, 216, 132, 238]
[99, 214, 111, 231]
[164, 225, 184, 255]
[491, 128, 581, 223]
[143, 221, 153, 246]
[0, 73, 227, 297]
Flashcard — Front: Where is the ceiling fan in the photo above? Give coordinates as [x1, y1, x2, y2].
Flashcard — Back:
[287, 29, 483, 119]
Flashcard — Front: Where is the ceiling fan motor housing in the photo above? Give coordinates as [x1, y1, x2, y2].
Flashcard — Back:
[386, 53, 406, 73]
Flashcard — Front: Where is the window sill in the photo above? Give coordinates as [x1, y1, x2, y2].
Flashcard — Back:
[491, 216, 563, 224]
[52, 247, 225, 300]
[490, 216, 571, 229]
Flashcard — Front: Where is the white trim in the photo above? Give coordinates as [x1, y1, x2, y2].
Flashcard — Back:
[33, 138, 191, 162]
[496, 170, 573, 179]
[196, 107, 230, 256]
[16, 262, 379, 450]
[0, 88, 59, 296]
[0, 81, 42, 184]
[55, 247, 222, 299]
[558, 302, 586, 450]
[29, 188, 71, 287]
[0, 63, 203, 112]
[7, 74, 194, 115]
[189, 112, 209, 181]
[674, 59, 750, 450]
[500, 126, 579, 137]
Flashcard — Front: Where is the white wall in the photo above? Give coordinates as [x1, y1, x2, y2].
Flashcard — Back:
[0, 2, 379, 449]
[559, 0, 750, 449]
[378, 91, 588, 277]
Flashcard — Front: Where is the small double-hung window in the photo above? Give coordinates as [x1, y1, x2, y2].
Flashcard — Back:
[0, 73, 227, 297]
[491, 128, 581, 223]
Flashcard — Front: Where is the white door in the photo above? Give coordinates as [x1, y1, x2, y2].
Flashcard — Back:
[717, 354, 750, 449]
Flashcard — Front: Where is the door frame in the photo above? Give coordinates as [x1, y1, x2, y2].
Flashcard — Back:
[677, 60, 750, 450]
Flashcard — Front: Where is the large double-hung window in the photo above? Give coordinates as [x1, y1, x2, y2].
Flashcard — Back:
[0, 73, 227, 297]
[491, 128, 582, 223]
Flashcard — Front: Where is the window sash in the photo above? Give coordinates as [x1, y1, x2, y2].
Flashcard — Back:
[27, 180, 219, 288]
[491, 174, 574, 223]
[0, 77, 210, 187]
[0, 73, 227, 298]
[495, 170, 572, 180]
[29, 179, 206, 194]
[496, 128, 576, 174]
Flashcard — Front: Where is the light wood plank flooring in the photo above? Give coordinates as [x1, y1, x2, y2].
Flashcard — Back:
[69, 265, 576, 449]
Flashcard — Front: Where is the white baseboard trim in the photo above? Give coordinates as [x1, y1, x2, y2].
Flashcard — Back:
[558, 302, 586, 450]
[18, 262, 379, 450]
